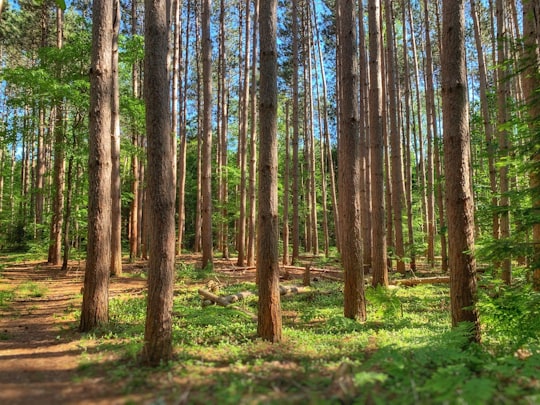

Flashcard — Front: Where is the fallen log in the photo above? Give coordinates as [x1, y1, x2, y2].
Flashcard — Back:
[198, 284, 310, 306]
[282, 265, 343, 274]
[197, 288, 257, 321]
[392, 276, 450, 286]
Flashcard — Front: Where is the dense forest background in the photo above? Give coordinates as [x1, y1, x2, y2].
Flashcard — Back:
[0, 0, 538, 284]
[0, 0, 539, 401]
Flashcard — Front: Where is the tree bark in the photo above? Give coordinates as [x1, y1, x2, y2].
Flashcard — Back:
[385, 0, 405, 274]
[247, 0, 259, 266]
[521, 0, 540, 290]
[142, 0, 176, 366]
[237, 1, 250, 266]
[441, 0, 480, 342]
[368, 0, 387, 287]
[337, 0, 366, 321]
[291, 0, 301, 264]
[201, 0, 214, 269]
[257, 0, 282, 342]
[496, 0, 512, 285]
[110, 0, 122, 276]
[80, 0, 113, 332]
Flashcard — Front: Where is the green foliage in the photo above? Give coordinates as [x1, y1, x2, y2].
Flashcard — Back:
[0, 289, 15, 309]
[478, 278, 540, 350]
[66, 278, 539, 404]
[16, 281, 47, 298]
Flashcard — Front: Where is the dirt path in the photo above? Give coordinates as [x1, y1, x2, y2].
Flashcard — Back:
[0, 261, 148, 405]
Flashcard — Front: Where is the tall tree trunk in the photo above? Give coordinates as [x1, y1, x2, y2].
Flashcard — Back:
[408, 2, 429, 259]
[110, 0, 122, 276]
[496, 0, 512, 284]
[470, 0, 499, 243]
[237, 1, 250, 266]
[521, 0, 540, 290]
[305, 1, 318, 256]
[385, 0, 405, 273]
[257, 0, 282, 342]
[314, 0, 339, 253]
[358, 0, 370, 268]
[201, 0, 214, 269]
[177, 0, 192, 254]
[193, 5, 203, 253]
[283, 101, 290, 265]
[217, 0, 229, 259]
[337, 0, 366, 320]
[369, 0, 387, 287]
[423, 0, 436, 268]
[247, 0, 259, 266]
[291, 0, 301, 264]
[129, 0, 141, 261]
[47, 7, 65, 266]
[402, 1, 415, 271]
[441, 0, 480, 342]
[80, 0, 113, 332]
[142, 0, 176, 366]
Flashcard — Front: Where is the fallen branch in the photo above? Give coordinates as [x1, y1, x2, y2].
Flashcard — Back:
[392, 276, 450, 286]
[198, 284, 310, 306]
[197, 288, 257, 321]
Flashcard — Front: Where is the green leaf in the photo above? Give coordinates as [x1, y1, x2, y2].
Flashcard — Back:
[55, 0, 67, 10]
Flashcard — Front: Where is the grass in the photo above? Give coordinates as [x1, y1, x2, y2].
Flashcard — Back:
[15, 281, 48, 298]
[67, 272, 540, 404]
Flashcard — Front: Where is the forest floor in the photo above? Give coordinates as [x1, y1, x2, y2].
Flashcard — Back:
[1, 254, 538, 405]
[0, 254, 316, 405]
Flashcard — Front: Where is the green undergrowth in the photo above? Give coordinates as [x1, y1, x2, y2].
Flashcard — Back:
[70, 272, 539, 404]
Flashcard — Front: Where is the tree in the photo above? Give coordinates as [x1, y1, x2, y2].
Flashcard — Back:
[521, 0, 540, 290]
[48, 4, 65, 266]
[110, 0, 121, 276]
[441, 0, 480, 342]
[369, 0, 387, 287]
[384, 0, 405, 274]
[257, 0, 282, 342]
[201, 0, 214, 269]
[141, 0, 176, 366]
[80, 0, 113, 332]
[291, 0, 300, 264]
[337, 0, 366, 321]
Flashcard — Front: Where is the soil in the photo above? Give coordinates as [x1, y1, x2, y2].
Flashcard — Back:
[0, 254, 333, 405]
[0, 255, 245, 405]
[0, 258, 150, 405]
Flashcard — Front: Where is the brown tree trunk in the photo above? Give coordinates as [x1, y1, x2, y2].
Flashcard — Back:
[129, 0, 141, 261]
[201, 0, 214, 269]
[80, 0, 113, 332]
[217, 0, 229, 259]
[110, 0, 122, 276]
[496, 0, 512, 284]
[385, 0, 405, 274]
[291, 0, 300, 264]
[441, 0, 480, 342]
[358, 1, 370, 269]
[257, 0, 282, 342]
[177, 0, 192, 254]
[193, 7, 203, 253]
[369, 0, 387, 287]
[47, 7, 65, 266]
[521, 0, 540, 290]
[472, 0, 500, 245]
[142, 0, 176, 366]
[423, 0, 436, 268]
[237, 1, 250, 266]
[402, 2, 415, 271]
[247, 0, 259, 267]
[337, 0, 366, 321]
[283, 102, 290, 265]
